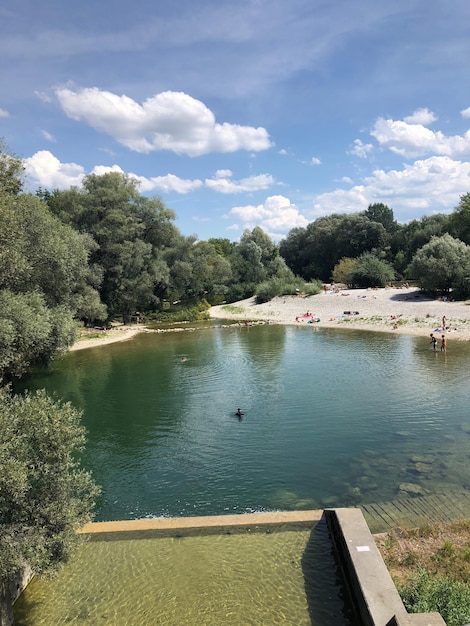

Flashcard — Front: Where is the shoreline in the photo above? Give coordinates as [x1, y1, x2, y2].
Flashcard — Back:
[69, 288, 470, 351]
[209, 287, 470, 342]
[69, 325, 146, 351]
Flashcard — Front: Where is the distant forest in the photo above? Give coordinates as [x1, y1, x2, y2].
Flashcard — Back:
[1, 140, 470, 378]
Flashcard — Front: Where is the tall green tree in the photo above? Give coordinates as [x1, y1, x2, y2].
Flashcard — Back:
[0, 386, 100, 626]
[448, 192, 470, 245]
[407, 234, 470, 297]
[43, 173, 179, 321]
[229, 227, 292, 299]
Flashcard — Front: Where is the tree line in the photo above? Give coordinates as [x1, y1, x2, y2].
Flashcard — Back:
[1, 139, 470, 623]
[2, 141, 470, 381]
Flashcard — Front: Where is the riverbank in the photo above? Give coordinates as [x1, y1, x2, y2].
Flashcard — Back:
[70, 287, 470, 351]
[70, 325, 147, 351]
[209, 286, 470, 341]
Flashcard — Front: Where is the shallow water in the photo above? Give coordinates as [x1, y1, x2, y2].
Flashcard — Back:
[14, 521, 353, 626]
[17, 323, 470, 520]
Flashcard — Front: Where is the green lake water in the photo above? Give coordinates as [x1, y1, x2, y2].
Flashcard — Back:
[14, 521, 353, 626]
[13, 323, 470, 625]
[18, 323, 470, 521]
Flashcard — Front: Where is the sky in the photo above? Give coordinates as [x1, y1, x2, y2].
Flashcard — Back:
[1, 0, 470, 242]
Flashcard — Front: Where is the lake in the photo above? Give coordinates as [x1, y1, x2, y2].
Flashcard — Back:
[18, 323, 470, 521]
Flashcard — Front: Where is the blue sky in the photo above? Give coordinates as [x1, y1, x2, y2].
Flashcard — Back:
[1, 0, 470, 242]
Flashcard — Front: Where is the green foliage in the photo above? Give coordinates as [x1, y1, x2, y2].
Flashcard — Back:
[0, 140, 24, 196]
[0, 386, 100, 577]
[349, 253, 395, 288]
[363, 203, 396, 233]
[332, 257, 358, 286]
[255, 278, 322, 303]
[407, 233, 470, 297]
[449, 192, 470, 245]
[399, 569, 470, 626]
[147, 299, 211, 323]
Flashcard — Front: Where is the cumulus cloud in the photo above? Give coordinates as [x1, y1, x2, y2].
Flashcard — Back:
[371, 116, 470, 158]
[313, 156, 470, 221]
[310, 156, 321, 165]
[228, 195, 309, 239]
[0, 108, 9, 118]
[25, 150, 85, 188]
[404, 108, 437, 125]
[23, 150, 272, 197]
[350, 139, 373, 158]
[205, 172, 274, 194]
[461, 106, 470, 119]
[55, 87, 273, 156]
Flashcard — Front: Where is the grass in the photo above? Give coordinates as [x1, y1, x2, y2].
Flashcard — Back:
[221, 305, 245, 314]
[376, 520, 470, 625]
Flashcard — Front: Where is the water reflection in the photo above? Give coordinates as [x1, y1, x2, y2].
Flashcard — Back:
[15, 325, 470, 521]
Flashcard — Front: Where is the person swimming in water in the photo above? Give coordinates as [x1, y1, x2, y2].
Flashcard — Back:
[235, 408, 244, 418]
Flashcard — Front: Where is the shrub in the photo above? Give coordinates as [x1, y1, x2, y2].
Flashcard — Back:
[255, 278, 322, 303]
[399, 569, 470, 626]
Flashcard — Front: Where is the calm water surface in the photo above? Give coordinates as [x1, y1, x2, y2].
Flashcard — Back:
[15, 521, 353, 626]
[19, 324, 470, 521]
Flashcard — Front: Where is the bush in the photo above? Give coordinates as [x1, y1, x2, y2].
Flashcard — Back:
[255, 278, 322, 303]
[148, 299, 211, 323]
[399, 569, 470, 626]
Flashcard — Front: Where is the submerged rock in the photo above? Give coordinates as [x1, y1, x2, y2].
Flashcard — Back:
[398, 482, 425, 496]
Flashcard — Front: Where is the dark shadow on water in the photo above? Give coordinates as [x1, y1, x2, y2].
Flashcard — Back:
[301, 515, 357, 626]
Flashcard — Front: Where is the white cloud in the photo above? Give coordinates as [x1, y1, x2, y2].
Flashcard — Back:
[404, 108, 437, 125]
[371, 116, 470, 158]
[229, 195, 309, 239]
[461, 106, 470, 119]
[55, 87, 273, 156]
[313, 156, 470, 221]
[34, 90, 52, 103]
[311, 156, 321, 165]
[205, 173, 274, 194]
[350, 139, 373, 158]
[25, 150, 86, 188]
[40, 129, 56, 142]
[140, 174, 203, 194]
[214, 169, 232, 179]
[0, 108, 9, 118]
[22, 150, 272, 197]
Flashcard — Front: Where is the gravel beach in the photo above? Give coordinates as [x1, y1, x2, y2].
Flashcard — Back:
[209, 287, 470, 341]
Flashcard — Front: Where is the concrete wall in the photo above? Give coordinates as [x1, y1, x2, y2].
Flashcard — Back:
[325, 508, 446, 626]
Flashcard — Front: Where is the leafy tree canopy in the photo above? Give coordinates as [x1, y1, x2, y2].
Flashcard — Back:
[407, 233, 470, 297]
[0, 386, 100, 623]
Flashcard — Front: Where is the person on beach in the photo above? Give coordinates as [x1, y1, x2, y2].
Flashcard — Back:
[441, 335, 447, 352]
[430, 333, 437, 351]
[442, 315, 447, 330]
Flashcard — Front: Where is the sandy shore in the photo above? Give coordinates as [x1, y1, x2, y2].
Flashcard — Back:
[70, 326, 146, 351]
[69, 287, 470, 351]
[209, 287, 470, 341]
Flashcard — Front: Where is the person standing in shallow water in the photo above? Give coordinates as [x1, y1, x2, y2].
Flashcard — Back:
[441, 335, 447, 352]
[430, 333, 437, 351]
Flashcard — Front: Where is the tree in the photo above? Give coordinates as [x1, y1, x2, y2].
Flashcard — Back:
[228, 227, 292, 300]
[332, 257, 358, 287]
[0, 386, 100, 626]
[448, 192, 470, 245]
[349, 253, 395, 288]
[363, 203, 396, 233]
[42, 172, 179, 320]
[0, 141, 24, 196]
[0, 193, 103, 377]
[407, 234, 470, 297]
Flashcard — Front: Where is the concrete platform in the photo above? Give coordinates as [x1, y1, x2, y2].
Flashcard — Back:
[80, 508, 448, 625]
[325, 508, 446, 626]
